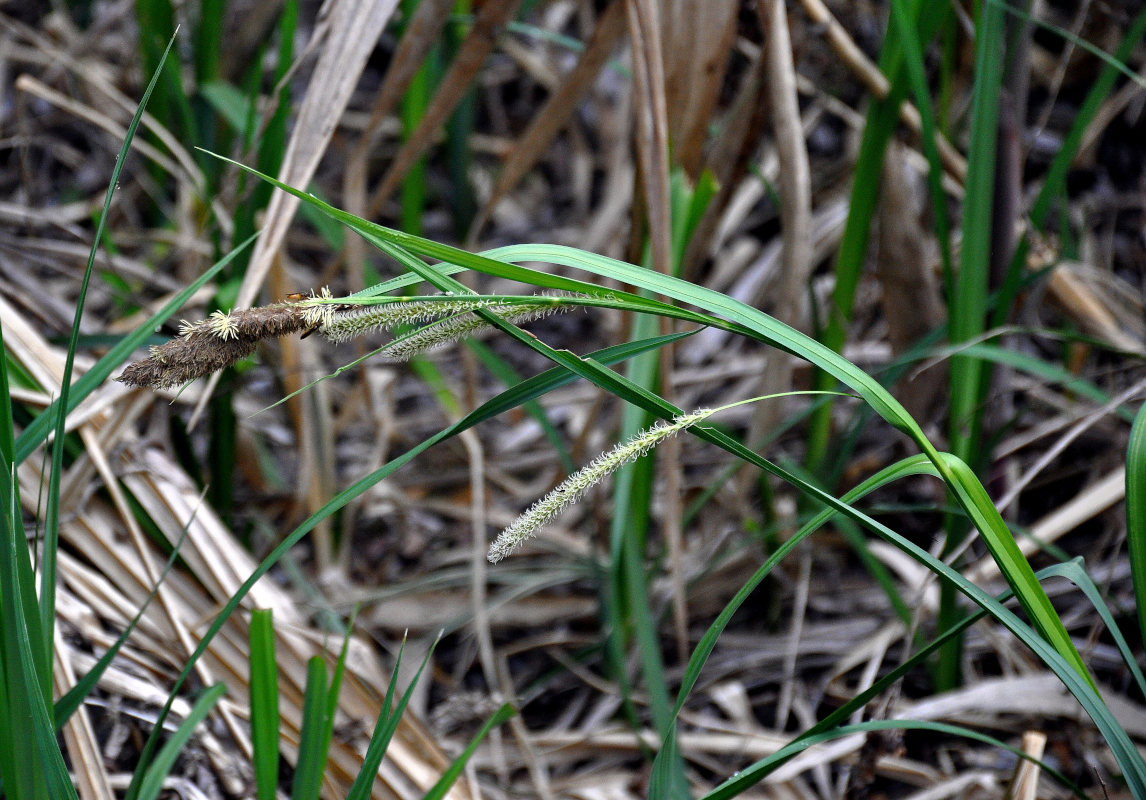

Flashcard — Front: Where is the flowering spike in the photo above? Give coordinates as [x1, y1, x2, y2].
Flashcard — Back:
[374, 303, 561, 361]
[487, 408, 716, 562]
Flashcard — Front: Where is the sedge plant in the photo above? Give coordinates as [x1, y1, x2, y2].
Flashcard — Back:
[13, 109, 1144, 791]
[11, 151, 1144, 794]
[10, 11, 1146, 800]
[108, 149, 1146, 795]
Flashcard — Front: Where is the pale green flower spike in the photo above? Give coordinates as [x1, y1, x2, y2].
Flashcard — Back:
[316, 292, 583, 345]
[318, 297, 514, 343]
[375, 302, 561, 361]
[487, 408, 716, 562]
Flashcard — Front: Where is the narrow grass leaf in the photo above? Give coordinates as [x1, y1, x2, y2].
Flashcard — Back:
[38, 29, 181, 708]
[0, 320, 18, 798]
[1006, 6, 1146, 323]
[421, 703, 515, 800]
[1127, 401, 1146, 649]
[0, 322, 14, 475]
[805, 0, 929, 473]
[318, 609, 358, 780]
[291, 657, 330, 800]
[192, 0, 223, 86]
[702, 720, 1081, 800]
[467, 339, 574, 473]
[133, 0, 181, 135]
[939, 452, 1096, 686]
[0, 326, 42, 677]
[136, 683, 227, 800]
[345, 637, 438, 800]
[249, 609, 279, 800]
[1, 458, 78, 800]
[610, 310, 676, 734]
[940, 0, 1007, 691]
[888, 0, 953, 284]
[1040, 559, 1146, 699]
[953, 341, 1135, 421]
[343, 639, 404, 800]
[230, 0, 296, 276]
[948, 0, 1004, 462]
[399, 0, 432, 237]
[56, 506, 195, 726]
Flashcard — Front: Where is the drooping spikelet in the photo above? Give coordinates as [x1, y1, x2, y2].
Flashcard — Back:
[317, 297, 512, 343]
[316, 292, 586, 346]
[373, 302, 563, 362]
[487, 408, 716, 562]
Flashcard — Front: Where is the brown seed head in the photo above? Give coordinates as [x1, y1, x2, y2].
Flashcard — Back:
[118, 304, 313, 390]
